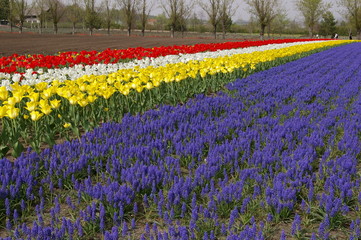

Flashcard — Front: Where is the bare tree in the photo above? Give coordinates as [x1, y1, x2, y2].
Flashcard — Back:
[84, 0, 101, 35]
[199, 0, 221, 39]
[66, 0, 83, 34]
[178, 0, 193, 37]
[102, 0, 115, 35]
[245, 0, 280, 39]
[118, 0, 137, 36]
[219, 0, 236, 39]
[338, 0, 361, 39]
[138, 0, 152, 36]
[296, 0, 330, 37]
[47, 0, 66, 34]
[271, 11, 289, 36]
[155, 12, 167, 31]
[8, 0, 16, 32]
[35, 0, 48, 34]
[162, 0, 179, 38]
[12, 0, 31, 33]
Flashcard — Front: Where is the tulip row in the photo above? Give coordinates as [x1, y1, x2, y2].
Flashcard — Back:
[1, 42, 361, 239]
[0, 40, 330, 88]
[0, 40, 353, 157]
[0, 39, 324, 75]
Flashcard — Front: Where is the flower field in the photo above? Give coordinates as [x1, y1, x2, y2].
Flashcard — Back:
[1, 39, 361, 239]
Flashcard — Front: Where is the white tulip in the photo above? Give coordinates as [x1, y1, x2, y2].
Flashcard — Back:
[0, 40, 328, 89]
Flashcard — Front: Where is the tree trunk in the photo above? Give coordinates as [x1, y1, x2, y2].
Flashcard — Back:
[171, 26, 174, 38]
[72, 23, 76, 35]
[260, 24, 266, 40]
[213, 25, 217, 39]
[39, 21, 43, 34]
[222, 23, 225, 39]
[127, 27, 131, 36]
[308, 25, 313, 37]
[54, 22, 58, 34]
[107, 25, 110, 35]
[141, 28, 145, 37]
[89, 28, 93, 36]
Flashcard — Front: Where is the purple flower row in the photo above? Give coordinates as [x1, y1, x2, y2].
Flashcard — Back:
[1, 42, 361, 239]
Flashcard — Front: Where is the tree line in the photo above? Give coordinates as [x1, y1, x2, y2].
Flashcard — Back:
[0, 0, 360, 39]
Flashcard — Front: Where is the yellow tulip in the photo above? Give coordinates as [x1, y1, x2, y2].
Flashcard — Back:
[25, 101, 38, 112]
[136, 86, 143, 93]
[107, 76, 116, 84]
[42, 88, 54, 99]
[68, 96, 78, 105]
[145, 82, 153, 90]
[40, 104, 52, 115]
[98, 83, 108, 91]
[77, 99, 89, 107]
[63, 122, 71, 128]
[0, 106, 7, 118]
[10, 82, 23, 92]
[121, 89, 130, 96]
[101, 88, 116, 99]
[50, 99, 61, 109]
[0, 86, 8, 101]
[79, 84, 87, 92]
[30, 111, 43, 121]
[56, 88, 72, 98]
[114, 81, 123, 91]
[35, 82, 48, 92]
[87, 95, 97, 103]
[12, 91, 24, 103]
[6, 97, 19, 106]
[86, 84, 97, 95]
[152, 80, 160, 87]
[51, 80, 61, 87]
[6, 107, 20, 119]
[28, 92, 40, 102]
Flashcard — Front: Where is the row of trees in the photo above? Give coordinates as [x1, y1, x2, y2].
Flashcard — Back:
[0, 0, 360, 39]
[0, 0, 152, 35]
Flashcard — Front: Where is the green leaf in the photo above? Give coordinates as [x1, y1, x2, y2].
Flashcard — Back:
[0, 145, 9, 159]
[44, 133, 56, 147]
[72, 127, 80, 137]
[12, 141, 25, 158]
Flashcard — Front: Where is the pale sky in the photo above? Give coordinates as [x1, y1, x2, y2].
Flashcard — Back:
[151, 0, 344, 23]
[233, 0, 343, 22]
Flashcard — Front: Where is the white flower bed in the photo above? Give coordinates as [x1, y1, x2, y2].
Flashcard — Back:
[0, 41, 328, 89]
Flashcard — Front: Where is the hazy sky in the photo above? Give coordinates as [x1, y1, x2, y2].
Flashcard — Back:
[151, 0, 344, 22]
[236, 0, 342, 21]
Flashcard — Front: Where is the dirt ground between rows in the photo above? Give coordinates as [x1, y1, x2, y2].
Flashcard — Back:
[0, 31, 250, 56]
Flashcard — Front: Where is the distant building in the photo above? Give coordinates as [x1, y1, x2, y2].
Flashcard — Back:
[0, 20, 9, 25]
[25, 11, 40, 24]
[147, 18, 157, 26]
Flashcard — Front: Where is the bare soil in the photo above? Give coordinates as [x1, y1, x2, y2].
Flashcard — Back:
[0, 31, 250, 56]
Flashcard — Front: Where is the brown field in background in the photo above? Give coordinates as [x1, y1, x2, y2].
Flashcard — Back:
[0, 31, 253, 56]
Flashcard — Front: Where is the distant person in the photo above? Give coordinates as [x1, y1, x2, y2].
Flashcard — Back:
[334, 33, 338, 39]
[349, 33, 353, 40]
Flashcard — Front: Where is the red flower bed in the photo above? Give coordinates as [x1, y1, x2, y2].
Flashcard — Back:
[0, 39, 326, 74]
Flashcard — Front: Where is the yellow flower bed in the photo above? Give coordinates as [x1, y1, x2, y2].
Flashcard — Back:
[0, 40, 354, 121]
